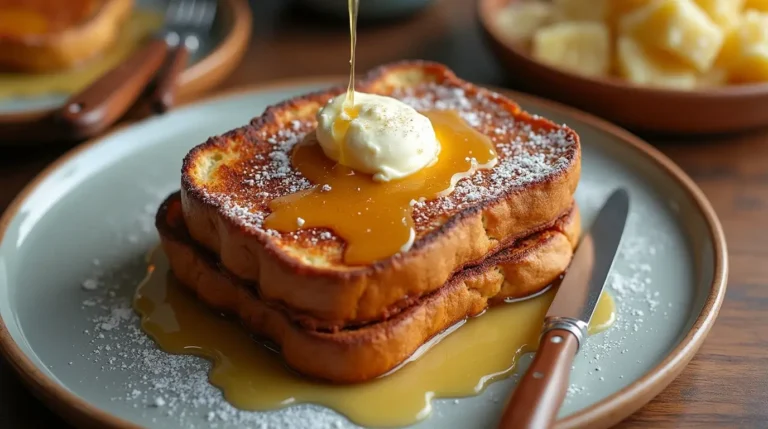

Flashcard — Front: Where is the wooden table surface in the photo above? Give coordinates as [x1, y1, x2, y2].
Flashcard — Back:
[1, 0, 767, 427]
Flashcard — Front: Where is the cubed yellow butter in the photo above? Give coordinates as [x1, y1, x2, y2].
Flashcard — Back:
[620, 0, 724, 72]
[496, 2, 555, 43]
[607, 0, 654, 31]
[532, 22, 611, 77]
[552, 0, 608, 22]
[697, 67, 728, 87]
[616, 36, 698, 89]
[745, 0, 768, 11]
[694, 0, 744, 29]
[719, 10, 768, 83]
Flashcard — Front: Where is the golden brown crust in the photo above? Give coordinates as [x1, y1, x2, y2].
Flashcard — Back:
[157, 192, 580, 382]
[0, 0, 133, 72]
[180, 60, 581, 326]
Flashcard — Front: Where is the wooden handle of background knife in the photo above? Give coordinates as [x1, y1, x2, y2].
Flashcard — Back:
[497, 329, 579, 429]
[58, 38, 169, 139]
[150, 43, 190, 113]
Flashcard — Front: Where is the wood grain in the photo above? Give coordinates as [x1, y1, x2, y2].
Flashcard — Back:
[1, 0, 766, 427]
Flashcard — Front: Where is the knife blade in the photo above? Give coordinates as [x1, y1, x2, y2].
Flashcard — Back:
[497, 188, 630, 429]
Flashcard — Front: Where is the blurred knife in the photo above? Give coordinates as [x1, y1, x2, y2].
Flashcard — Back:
[56, 0, 216, 140]
[498, 188, 630, 429]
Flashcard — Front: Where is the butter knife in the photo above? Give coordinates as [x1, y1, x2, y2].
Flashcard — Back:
[498, 188, 630, 429]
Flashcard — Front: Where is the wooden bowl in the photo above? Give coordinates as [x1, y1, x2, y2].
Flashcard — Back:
[477, 0, 768, 134]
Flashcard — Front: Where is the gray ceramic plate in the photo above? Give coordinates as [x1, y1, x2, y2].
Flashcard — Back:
[0, 81, 727, 429]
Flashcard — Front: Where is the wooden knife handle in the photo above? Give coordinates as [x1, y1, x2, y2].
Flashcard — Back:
[498, 329, 579, 429]
[58, 38, 169, 139]
[150, 43, 190, 114]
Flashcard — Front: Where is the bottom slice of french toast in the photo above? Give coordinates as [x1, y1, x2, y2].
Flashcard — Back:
[156, 192, 580, 383]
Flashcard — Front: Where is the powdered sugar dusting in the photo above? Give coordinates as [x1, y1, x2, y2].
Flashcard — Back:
[398, 84, 574, 225]
[76, 211, 352, 429]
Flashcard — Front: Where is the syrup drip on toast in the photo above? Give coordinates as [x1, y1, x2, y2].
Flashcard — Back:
[263, 110, 497, 265]
[135, 248, 616, 427]
[345, 0, 358, 107]
[335, 0, 360, 166]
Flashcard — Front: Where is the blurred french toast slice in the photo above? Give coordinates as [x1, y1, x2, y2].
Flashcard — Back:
[157, 192, 581, 383]
[181, 60, 581, 329]
[0, 0, 133, 72]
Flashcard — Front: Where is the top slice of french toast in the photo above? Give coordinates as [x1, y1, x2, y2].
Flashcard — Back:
[181, 61, 581, 328]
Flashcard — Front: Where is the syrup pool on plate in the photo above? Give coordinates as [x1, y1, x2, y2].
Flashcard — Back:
[134, 248, 616, 427]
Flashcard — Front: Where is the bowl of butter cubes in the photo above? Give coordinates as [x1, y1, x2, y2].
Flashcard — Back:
[478, 0, 768, 134]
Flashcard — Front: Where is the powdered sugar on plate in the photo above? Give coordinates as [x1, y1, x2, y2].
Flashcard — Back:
[75, 189, 354, 429]
[71, 172, 681, 428]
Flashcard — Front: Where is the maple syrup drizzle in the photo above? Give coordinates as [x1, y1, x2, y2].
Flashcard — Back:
[135, 249, 616, 427]
[263, 110, 497, 265]
[334, 0, 360, 166]
[346, 0, 358, 106]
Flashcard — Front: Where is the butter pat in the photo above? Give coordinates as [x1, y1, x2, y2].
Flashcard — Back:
[621, 0, 724, 72]
[316, 92, 440, 182]
[532, 22, 611, 78]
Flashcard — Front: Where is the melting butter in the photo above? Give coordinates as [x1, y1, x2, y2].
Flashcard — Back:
[134, 249, 616, 427]
[263, 110, 497, 265]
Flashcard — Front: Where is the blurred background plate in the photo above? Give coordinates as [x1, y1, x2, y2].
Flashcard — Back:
[0, 0, 251, 146]
[478, 0, 768, 135]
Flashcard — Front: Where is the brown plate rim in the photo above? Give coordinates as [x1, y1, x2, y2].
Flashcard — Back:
[477, 0, 768, 100]
[0, 0, 252, 125]
[0, 78, 728, 429]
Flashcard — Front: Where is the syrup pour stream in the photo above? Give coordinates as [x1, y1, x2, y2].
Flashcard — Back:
[262, 0, 500, 264]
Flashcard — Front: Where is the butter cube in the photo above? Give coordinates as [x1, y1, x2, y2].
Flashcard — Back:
[719, 10, 768, 83]
[745, 0, 768, 11]
[620, 0, 724, 72]
[616, 36, 698, 89]
[553, 0, 608, 22]
[496, 2, 555, 42]
[694, 0, 745, 29]
[697, 68, 728, 87]
[532, 22, 611, 77]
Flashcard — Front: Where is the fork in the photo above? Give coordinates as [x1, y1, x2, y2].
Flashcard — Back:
[150, 0, 217, 113]
[58, 0, 218, 139]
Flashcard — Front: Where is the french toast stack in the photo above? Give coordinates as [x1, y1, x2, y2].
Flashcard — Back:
[156, 61, 582, 383]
